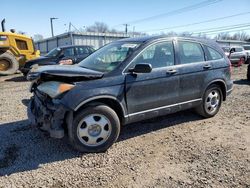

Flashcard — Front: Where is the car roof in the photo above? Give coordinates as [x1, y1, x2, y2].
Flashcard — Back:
[117, 35, 223, 53]
[231, 46, 243, 48]
[59, 45, 93, 49]
[118, 35, 219, 46]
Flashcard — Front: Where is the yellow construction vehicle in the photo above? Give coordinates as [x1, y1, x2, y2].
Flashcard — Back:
[0, 19, 40, 75]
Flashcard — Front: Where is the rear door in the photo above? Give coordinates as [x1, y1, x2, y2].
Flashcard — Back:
[125, 41, 180, 121]
[176, 40, 210, 102]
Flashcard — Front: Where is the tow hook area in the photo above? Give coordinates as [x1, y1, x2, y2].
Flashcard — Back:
[49, 105, 65, 139]
[28, 94, 67, 139]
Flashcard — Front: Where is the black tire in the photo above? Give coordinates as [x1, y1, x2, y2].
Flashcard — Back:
[196, 84, 222, 118]
[247, 65, 250, 81]
[68, 104, 120, 153]
[246, 58, 250, 64]
[0, 52, 19, 75]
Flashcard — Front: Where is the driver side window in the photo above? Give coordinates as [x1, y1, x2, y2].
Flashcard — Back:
[129, 41, 175, 69]
[62, 48, 74, 57]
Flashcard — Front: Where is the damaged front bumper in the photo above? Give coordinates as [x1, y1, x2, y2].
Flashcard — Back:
[28, 90, 71, 139]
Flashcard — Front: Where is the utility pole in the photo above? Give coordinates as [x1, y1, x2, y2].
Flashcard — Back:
[50, 17, 58, 37]
[123, 24, 129, 35]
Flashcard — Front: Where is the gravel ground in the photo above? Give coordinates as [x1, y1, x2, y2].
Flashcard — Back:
[0, 65, 249, 187]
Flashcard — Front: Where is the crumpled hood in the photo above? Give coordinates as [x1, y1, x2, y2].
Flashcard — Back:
[26, 56, 51, 63]
[27, 64, 104, 81]
[24, 56, 54, 68]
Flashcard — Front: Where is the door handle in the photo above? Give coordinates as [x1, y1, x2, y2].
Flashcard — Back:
[203, 65, 211, 69]
[166, 69, 177, 75]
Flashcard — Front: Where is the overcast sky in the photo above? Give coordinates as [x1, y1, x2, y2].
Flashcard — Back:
[1, 0, 250, 38]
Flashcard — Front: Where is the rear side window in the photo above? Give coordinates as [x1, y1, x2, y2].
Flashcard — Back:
[76, 47, 89, 55]
[62, 47, 74, 56]
[15, 39, 28, 50]
[179, 41, 205, 64]
[206, 46, 223, 60]
[243, 46, 250, 50]
[88, 47, 95, 53]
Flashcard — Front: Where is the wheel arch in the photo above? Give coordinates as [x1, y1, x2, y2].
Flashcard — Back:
[204, 79, 227, 101]
[74, 96, 126, 124]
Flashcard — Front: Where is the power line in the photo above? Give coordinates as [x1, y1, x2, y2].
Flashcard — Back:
[190, 23, 250, 34]
[141, 11, 250, 32]
[193, 28, 250, 36]
[113, 0, 222, 27]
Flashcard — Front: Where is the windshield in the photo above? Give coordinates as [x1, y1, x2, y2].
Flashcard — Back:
[45, 48, 61, 57]
[243, 46, 250, 50]
[79, 42, 141, 72]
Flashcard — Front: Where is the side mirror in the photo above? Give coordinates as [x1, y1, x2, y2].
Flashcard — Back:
[230, 48, 236, 54]
[129, 63, 152, 73]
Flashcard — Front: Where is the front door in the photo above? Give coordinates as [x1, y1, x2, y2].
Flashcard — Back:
[125, 41, 180, 122]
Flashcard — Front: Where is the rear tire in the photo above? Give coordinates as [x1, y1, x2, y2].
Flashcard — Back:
[247, 65, 250, 81]
[68, 104, 120, 153]
[196, 84, 222, 118]
[0, 52, 19, 75]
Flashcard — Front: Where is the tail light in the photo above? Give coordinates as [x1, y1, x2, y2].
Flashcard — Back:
[225, 56, 232, 74]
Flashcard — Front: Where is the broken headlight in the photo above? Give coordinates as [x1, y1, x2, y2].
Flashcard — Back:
[37, 81, 75, 98]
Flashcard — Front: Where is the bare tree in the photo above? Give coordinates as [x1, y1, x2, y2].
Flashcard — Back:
[214, 32, 231, 40]
[33, 34, 44, 41]
[214, 31, 250, 41]
[179, 31, 193, 37]
[83, 21, 145, 36]
[232, 31, 249, 41]
[86, 22, 109, 33]
[164, 31, 178, 37]
[17, 31, 26, 35]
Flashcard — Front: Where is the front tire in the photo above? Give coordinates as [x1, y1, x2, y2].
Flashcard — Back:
[196, 84, 222, 118]
[68, 104, 120, 153]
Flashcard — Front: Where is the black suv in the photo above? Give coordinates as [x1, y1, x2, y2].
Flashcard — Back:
[21, 45, 95, 75]
[27, 36, 233, 152]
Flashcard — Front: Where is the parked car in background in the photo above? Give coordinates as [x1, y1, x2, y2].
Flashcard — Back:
[243, 45, 250, 64]
[221, 46, 230, 57]
[21, 45, 95, 75]
[27, 36, 233, 152]
[228, 46, 247, 65]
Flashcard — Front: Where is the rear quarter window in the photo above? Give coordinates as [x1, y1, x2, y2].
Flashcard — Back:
[178, 41, 205, 64]
[206, 46, 223, 60]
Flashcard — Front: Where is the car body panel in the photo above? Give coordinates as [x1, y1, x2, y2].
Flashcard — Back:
[27, 36, 233, 138]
